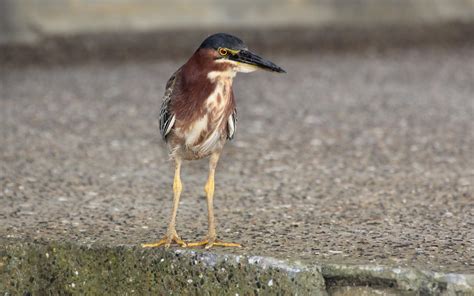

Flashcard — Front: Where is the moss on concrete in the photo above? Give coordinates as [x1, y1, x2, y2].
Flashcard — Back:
[1, 239, 473, 295]
[0, 239, 326, 295]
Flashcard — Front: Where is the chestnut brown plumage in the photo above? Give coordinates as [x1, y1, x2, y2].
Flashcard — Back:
[143, 33, 285, 249]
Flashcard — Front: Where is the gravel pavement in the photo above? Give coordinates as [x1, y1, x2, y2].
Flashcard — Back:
[1, 39, 473, 276]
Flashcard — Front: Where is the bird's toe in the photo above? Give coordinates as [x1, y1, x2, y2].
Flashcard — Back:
[204, 241, 215, 249]
[142, 233, 187, 248]
[187, 237, 241, 249]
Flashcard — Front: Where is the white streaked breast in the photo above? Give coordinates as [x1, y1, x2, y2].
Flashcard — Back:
[185, 114, 208, 146]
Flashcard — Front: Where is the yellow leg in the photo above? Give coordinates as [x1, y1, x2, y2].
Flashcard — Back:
[142, 158, 187, 248]
[187, 152, 242, 249]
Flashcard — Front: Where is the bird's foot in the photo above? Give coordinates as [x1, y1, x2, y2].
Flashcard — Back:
[187, 237, 242, 249]
[141, 230, 187, 248]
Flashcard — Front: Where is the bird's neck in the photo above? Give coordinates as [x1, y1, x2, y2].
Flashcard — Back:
[183, 49, 237, 84]
[207, 69, 236, 83]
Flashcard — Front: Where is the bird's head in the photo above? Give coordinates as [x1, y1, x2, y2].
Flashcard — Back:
[198, 33, 286, 74]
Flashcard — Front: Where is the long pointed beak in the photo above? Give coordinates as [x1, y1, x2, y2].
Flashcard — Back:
[230, 50, 286, 73]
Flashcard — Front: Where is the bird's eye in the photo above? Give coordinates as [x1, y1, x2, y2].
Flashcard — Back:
[218, 48, 228, 56]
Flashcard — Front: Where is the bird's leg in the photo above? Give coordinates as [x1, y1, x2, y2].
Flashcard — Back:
[187, 153, 241, 249]
[142, 158, 187, 248]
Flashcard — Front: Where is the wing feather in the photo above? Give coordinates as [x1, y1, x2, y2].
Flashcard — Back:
[159, 69, 180, 141]
[227, 108, 237, 140]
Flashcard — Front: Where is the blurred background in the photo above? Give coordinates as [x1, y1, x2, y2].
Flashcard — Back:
[2, 0, 474, 44]
[1, 0, 474, 64]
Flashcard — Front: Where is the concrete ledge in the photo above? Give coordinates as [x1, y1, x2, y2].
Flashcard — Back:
[1, 239, 472, 295]
[1, 26, 473, 295]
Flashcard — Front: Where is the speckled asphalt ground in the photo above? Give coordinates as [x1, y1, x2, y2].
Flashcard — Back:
[1, 36, 473, 278]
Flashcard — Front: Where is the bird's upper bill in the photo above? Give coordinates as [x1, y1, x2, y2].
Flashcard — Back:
[225, 49, 286, 73]
[198, 33, 286, 74]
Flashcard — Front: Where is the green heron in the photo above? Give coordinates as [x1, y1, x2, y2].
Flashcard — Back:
[142, 33, 285, 249]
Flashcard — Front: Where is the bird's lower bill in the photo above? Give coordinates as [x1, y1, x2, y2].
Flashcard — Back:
[229, 50, 286, 73]
[235, 62, 260, 73]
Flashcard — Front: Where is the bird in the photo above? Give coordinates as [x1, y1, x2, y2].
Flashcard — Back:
[142, 33, 285, 249]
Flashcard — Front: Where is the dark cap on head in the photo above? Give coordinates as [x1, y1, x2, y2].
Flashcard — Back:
[199, 33, 248, 50]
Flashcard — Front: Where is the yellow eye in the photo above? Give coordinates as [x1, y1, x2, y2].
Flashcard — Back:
[218, 48, 228, 56]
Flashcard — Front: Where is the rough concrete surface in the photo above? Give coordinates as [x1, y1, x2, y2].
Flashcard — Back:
[1, 29, 473, 294]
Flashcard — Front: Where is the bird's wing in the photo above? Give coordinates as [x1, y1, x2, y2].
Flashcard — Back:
[159, 69, 180, 141]
[227, 108, 237, 140]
